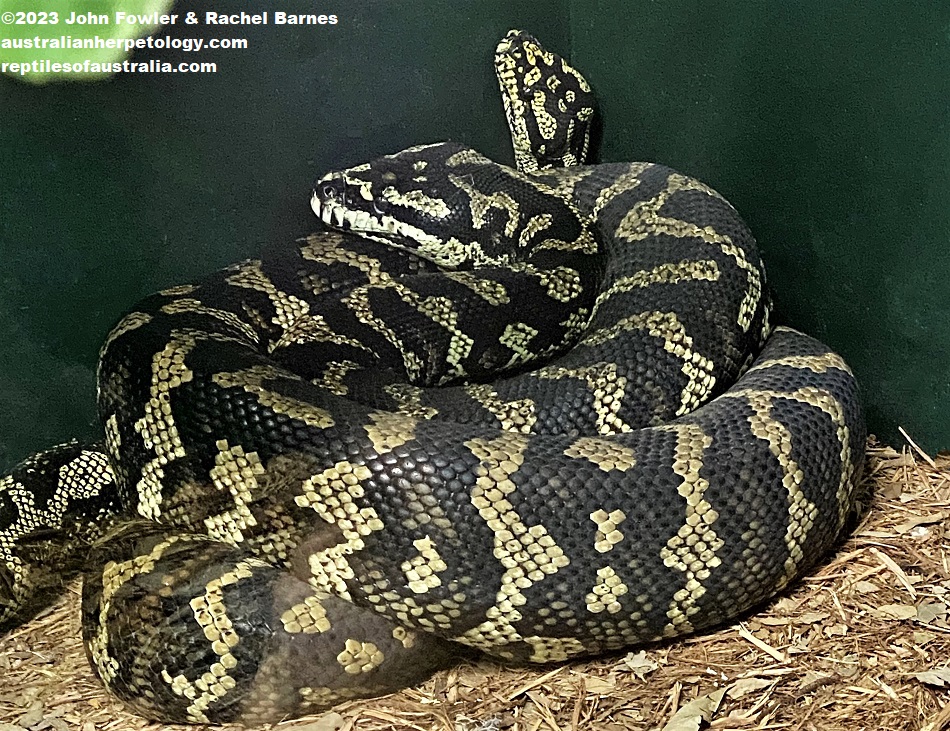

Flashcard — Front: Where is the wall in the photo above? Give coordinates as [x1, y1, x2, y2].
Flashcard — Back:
[570, 2, 950, 453]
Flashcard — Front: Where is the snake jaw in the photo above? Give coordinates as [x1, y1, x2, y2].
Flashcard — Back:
[311, 178, 371, 231]
[311, 147, 472, 252]
[311, 172, 444, 251]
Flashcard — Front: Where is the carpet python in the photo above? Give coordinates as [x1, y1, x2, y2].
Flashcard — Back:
[0, 30, 864, 724]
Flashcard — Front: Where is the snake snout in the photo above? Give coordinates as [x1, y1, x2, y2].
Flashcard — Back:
[310, 174, 352, 228]
[314, 173, 344, 202]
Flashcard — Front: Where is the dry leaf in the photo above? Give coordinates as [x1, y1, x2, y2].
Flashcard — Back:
[757, 616, 789, 626]
[838, 660, 861, 679]
[914, 668, 950, 687]
[915, 630, 939, 645]
[458, 667, 496, 690]
[917, 602, 948, 623]
[15, 702, 44, 730]
[576, 674, 617, 694]
[285, 711, 347, 731]
[853, 580, 880, 593]
[871, 604, 918, 620]
[622, 650, 659, 679]
[727, 677, 772, 699]
[772, 597, 803, 613]
[823, 623, 849, 637]
[660, 688, 726, 731]
[894, 511, 949, 533]
[798, 611, 830, 624]
[881, 482, 903, 499]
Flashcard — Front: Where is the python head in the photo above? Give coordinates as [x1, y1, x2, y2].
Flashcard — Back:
[311, 140, 588, 269]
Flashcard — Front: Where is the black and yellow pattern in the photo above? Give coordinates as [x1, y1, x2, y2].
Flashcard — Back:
[0, 30, 864, 725]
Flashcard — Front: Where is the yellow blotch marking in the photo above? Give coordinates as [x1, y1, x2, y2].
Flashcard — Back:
[614, 173, 762, 331]
[658, 424, 723, 637]
[383, 383, 439, 419]
[594, 259, 721, 313]
[225, 260, 311, 336]
[381, 187, 452, 218]
[392, 625, 416, 649]
[272, 312, 373, 354]
[158, 283, 199, 297]
[585, 565, 629, 614]
[160, 298, 258, 344]
[132, 329, 199, 520]
[532, 225, 598, 254]
[280, 594, 331, 634]
[536, 362, 630, 434]
[370, 589, 465, 633]
[531, 166, 595, 207]
[589, 163, 653, 218]
[57, 450, 115, 498]
[101, 310, 152, 351]
[401, 536, 448, 594]
[294, 461, 383, 601]
[583, 311, 716, 416]
[161, 560, 259, 722]
[203, 441, 265, 545]
[314, 360, 362, 396]
[560, 307, 591, 340]
[499, 322, 540, 369]
[443, 270, 510, 305]
[741, 392, 816, 580]
[745, 332, 853, 377]
[365, 410, 418, 455]
[337, 639, 385, 675]
[523, 65, 542, 87]
[793, 386, 856, 530]
[351, 279, 475, 380]
[212, 364, 334, 430]
[518, 213, 554, 248]
[342, 284, 424, 380]
[457, 433, 570, 656]
[509, 262, 585, 303]
[589, 508, 627, 553]
[403, 286, 473, 377]
[723, 381, 855, 577]
[449, 173, 521, 238]
[523, 635, 587, 663]
[299, 233, 395, 286]
[529, 88, 558, 140]
[565, 437, 636, 474]
[464, 384, 537, 433]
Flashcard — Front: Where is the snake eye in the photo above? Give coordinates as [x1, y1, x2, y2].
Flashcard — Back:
[372, 200, 384, 215]
[322, 184, 336, 199]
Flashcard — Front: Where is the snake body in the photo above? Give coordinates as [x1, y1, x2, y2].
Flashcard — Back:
[0, 31, 864, 724]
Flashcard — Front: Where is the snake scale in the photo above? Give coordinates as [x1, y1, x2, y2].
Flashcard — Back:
[0, 31, 864, 724]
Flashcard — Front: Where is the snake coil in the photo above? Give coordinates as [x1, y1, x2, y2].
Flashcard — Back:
[0, 30, 863, 724]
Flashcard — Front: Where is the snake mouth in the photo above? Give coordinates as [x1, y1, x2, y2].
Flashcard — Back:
[310, 175, 375, 231]
[310, 191, 416, 242]
[310, 174, 443, 249]
[310, 173, 397, 236]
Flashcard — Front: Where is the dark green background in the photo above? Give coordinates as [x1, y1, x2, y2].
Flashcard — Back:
[1, 0, 947, 472]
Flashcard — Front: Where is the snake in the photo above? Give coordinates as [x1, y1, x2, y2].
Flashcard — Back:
[0, 30, 864, 725]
